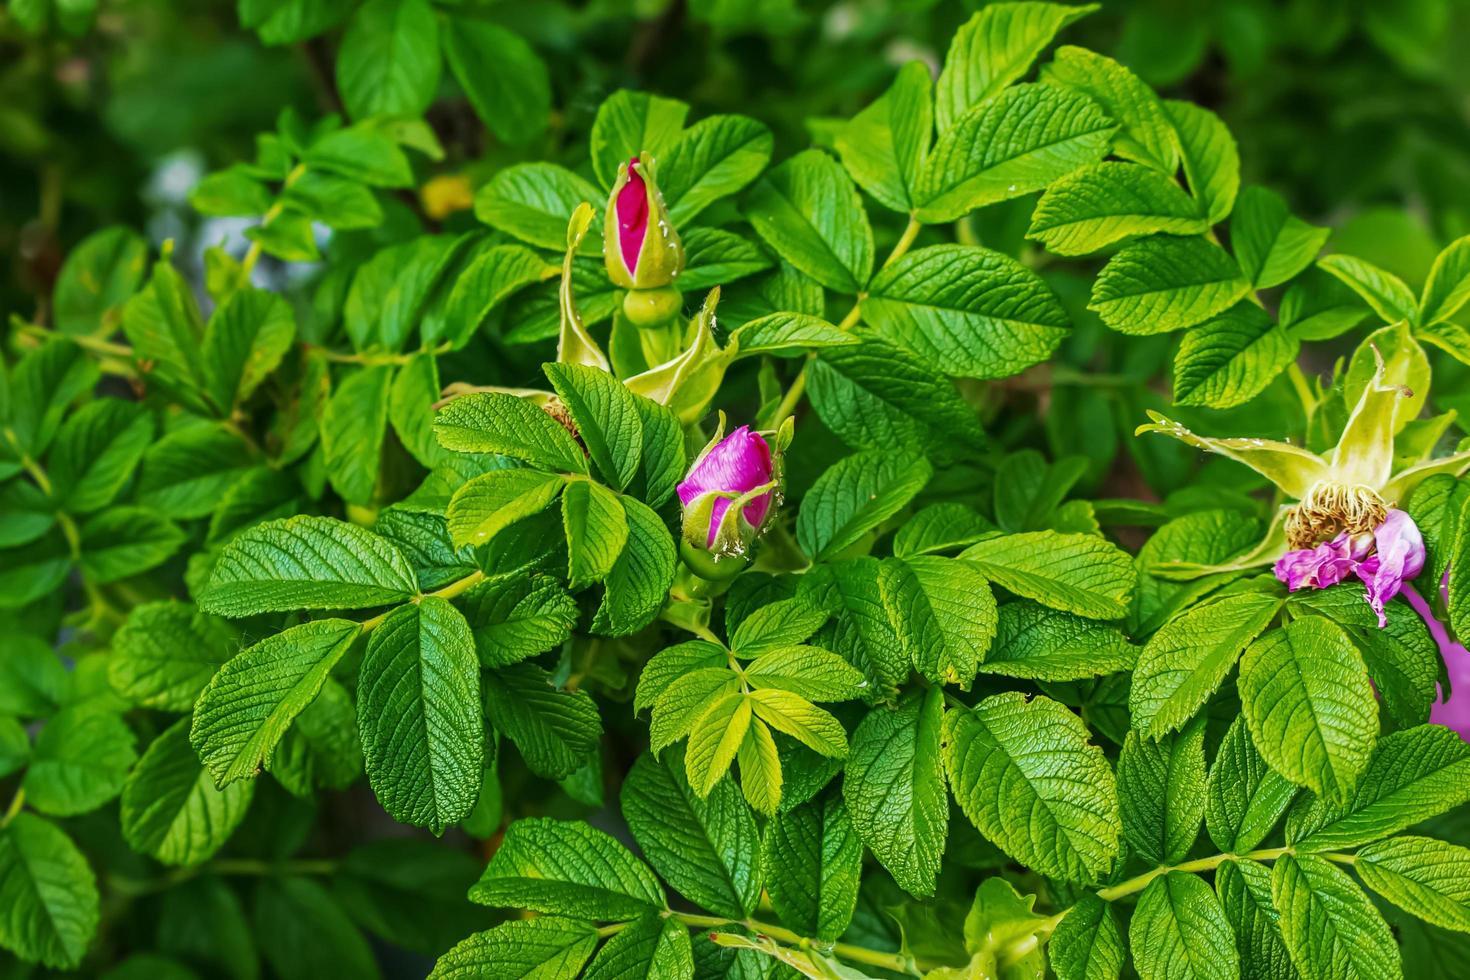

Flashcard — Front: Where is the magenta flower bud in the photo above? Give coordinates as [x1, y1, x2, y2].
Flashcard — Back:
[677, 425, 776, 561]
[604, 154, 683, 291]
[1352, 508, 1425, 628]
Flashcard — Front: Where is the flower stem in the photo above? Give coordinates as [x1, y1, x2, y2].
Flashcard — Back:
[1093, 846, 1352, 902]
[238, 163, 308, 286]
[672, 912, 915, 973]
[2, 788, 26, 827]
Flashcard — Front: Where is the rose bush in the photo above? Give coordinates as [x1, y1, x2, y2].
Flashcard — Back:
[4, 2, 1470, 978]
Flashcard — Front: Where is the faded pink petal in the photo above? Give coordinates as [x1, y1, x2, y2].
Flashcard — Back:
[678, 426, 774, 547]
[1353, 509, 1426, 627]
[1273, 532, 1371, 591]
[1404, 577, 1470, 743]
[616, 157, 648, 278]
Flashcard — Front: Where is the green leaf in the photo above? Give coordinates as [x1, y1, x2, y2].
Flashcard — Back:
[980, 600, 1135, 681]
[429, 917, 598, 980]
[473, 163, 602, 252]
[446, 468, 567, 549]
[748, 689, 846, 758]
[1173, 303, 1299, 409]
[434, 391, 588, 473]
[1029, 161, 1207, 256]
[246, 211, 319, 262]
[270, 679, 362, 797]
[730, 311, 852, 358]
[0, 813, 99, 969]
[590, 89, 688, 189]
[796, 451, 932, 562]
[6, 336, 99, 459]
[121, 719, 253, 866]
[305, 121, 413, 188]
[742, 149, 873, 294]
[1239, 618, 1378, 802]
[1206, 716, 1298, 854]
[882, 555, 996, 688]
[253, 877, 380, 980]
[934, 2, 1098, 131]
[730, 597, 828, 654]
[1130, 592, 1283, 738]
[0, 636, 69, 717]
[892, 503, 996, 559]
[863, 244, 1071, 380]
[203, 286, 295, 414]
[1280, 268, 1368, 341]
[1129, 872, 1239, 980]
[960, 530, 1135, 620]
[807, 334, 988, 462]
[560, 481, 628, 590]
[201, 516, 417, 616]
[281, 170, 382, 230]
[469, 816, 663, 920]
[47, 399, 152, 513]
[591, 496, 676, 637]
[1272, 853, 1402, 980]
[459, 574, 578, 667]
[1317, 254, 1419, 326]
[836, 60, 932, 213]
[798, 559, 909, 695]
[1354, 836, 1470, 934]
[0, 479, 54, 548]
[24, 708, 137, 816]
[190, 619, 362, 786]
[1090, 235, 1249, 335]
[1420, 235, 1470, 326]
[944, 691, 1121, 883]
[621, 749, 762, 920]
[660, 114, 774, 226]
[1118, 717, 1207, 865]
[344, 235, 469, 351]
[1165, 99, 1239, 224]
[0, 531, 70, 610]
[843, 687, 947, 898]
[336, 0, 439, 119]
[1215, 859, 1296, 980]
[52, 226, 147, 335]
[1049, 892, 1123, 980]
[745, 646, 864, 702]
[321, 364, 391, 506]
[122, 261, 210, 413]
[762, 792, 861, 942]
[1044, 46, 1177, 172]
[1287, 724, 1470, 851]
[685, 692, 753, 795]
[442, 18, 549, 146]
[358, 597, 482, 833]
[109, 601, 235, 711]
[0, 718, 29, 779]
[438, 244, 553, 348]
[78, 506, 185, 584]
[1231, 186, 1330, 289]
[482, 662, 601, 780]
[680, 227, 774, 292]
[544, 363, 643, 491]
[914, 83, 1114, 223]
[136, 423, 254, 519]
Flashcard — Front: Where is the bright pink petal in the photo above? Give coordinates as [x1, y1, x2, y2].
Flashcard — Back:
[1404, 580, 1470, 743]
[616, 157, 648, 278]
[1273, 532, 1369, 591]
[678, 426, 774, 547]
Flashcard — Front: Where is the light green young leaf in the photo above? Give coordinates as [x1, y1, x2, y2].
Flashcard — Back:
[589, 89, 688, 189]
[1028, 161, 1207, 256]
[446, 468, 566, 549]
[835, 61, 932, 213]
[944, 691, 1121, 883]
[796, 451, 932, 562]
[482, 662, 601, 780]
[1287, 724, 1470, 851]
[621, 749, 762, 920]
[742, 149, 873, 294]
[748, 689, 846, 759]
[745, 646, 865, 702]
[109, 601, 235, 711]
[1317, 254, 1419, 326]
[914, 83, 1114, 223]
[1273, 854, 1402, 980]
[191, 619, 361, 786]
[358, 598, 482, 833]
[0, 813, 99, 969]
[934, 2, 1098, 130]
[1231, 185, 1330, 289]
[560, 481, 628, 590]
[1090, 235, 1250, 335]
[863, 244, 1071, 380]
[1173, 302, 1298, 409]
[686, 692, 753, 796]
[434, 391, 588, 473]
[661, 114, 774, 226]
[1118, 717, 1207, 865]
[429, 917, 598, 980]
[544, 363, 643, 490]
[121, 719, 253, 866]
[441, 18, 549, 146]
[843, 688, 947, 898]
[1129, 872, 1239, 980]
[200, 516, 418, 616]
[980, 600, 1135, 681]
[1206, 715, 1297, 854]
[1357, 836, 1470, 933]
[731, 597, 829, 655]
[469, 817, 663, 920]
[590, 496, 677, 637]
[24, 708, 137, 817]
[1164, 100, 1239, 224]
[1239, 617, 1378, 802]
[1420, 235, 1470, 326]
[960, 530, 1135, 620]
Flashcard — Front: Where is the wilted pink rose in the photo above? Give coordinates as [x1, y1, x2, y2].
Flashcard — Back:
[1273, 508, 1425, 628]
[1274, 532, 1372, 592]
[677, 425, 774, 551]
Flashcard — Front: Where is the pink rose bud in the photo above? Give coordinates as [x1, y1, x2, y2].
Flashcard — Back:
[604, 154, 683, 292]
[677, 425, 776, 560]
